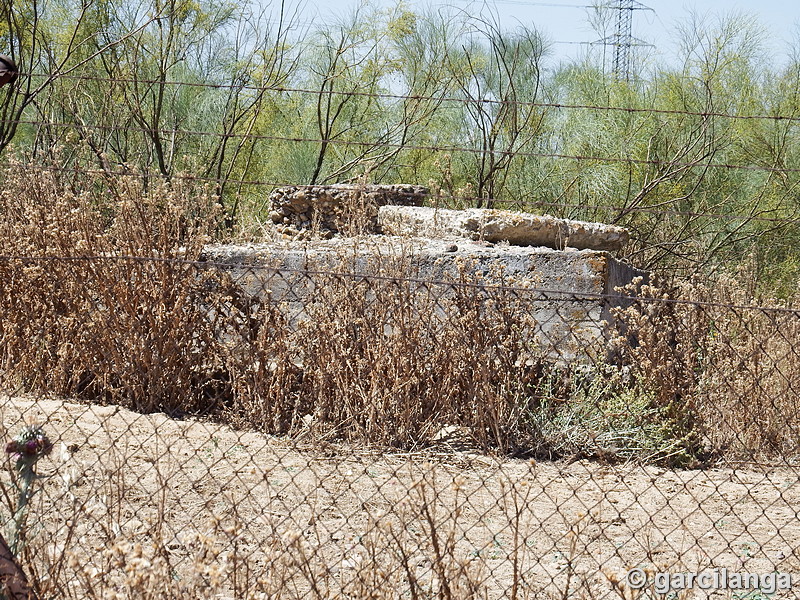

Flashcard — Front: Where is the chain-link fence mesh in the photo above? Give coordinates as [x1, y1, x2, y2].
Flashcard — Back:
[0, 254, 798, 599]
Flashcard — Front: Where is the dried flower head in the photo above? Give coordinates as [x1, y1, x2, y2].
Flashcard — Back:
[5, 424, 53, 462]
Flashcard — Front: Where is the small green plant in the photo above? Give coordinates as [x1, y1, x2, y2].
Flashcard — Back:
[4, 424, 52, 555]
[524, 368, 699, 465]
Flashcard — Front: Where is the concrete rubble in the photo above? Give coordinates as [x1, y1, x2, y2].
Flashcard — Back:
[269, 184, 427, 238]
[378, 206, 630, 252]
[267, 184, 630, 254]
[203, 236, 647, 364]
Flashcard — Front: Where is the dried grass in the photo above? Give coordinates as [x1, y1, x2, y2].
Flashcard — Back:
[611, 277, 800, 461]
[0, 161, 797, 467]
[12, 456, 553, 600]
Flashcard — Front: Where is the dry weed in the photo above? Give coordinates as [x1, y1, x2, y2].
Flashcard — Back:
[1, 160, 798, 464]
[611, 275, 800, 461]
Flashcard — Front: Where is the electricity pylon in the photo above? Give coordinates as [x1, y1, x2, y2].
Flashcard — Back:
[594, 0, 653, 81]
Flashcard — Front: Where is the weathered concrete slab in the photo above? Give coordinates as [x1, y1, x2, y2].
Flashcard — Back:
[203, 237, 646, 363]
[269, 184, 427, 238]
[378, 206, 630, 252]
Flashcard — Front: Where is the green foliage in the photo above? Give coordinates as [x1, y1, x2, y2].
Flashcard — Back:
[525, 369, 698, 466]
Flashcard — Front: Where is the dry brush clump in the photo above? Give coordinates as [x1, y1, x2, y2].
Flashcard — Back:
[225, 256, 702, 463]
[0, 163, 569, 455]
[226, 255, 550, 453]
[0, 162, 711, 462]
[611, 275, 800, 461]
[0, 162, 238, 415]
[1, 422, 598, 600]
[295, 272, 539, 452]
[0, 162, 669, 460]
[7, 450, 576, 600]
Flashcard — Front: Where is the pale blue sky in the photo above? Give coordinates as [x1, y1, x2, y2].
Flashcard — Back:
[300, 0, 800, 69]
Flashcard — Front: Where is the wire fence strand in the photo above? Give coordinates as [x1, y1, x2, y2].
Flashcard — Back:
[26, 163, 800, 226]
[22, 70, 800, 123]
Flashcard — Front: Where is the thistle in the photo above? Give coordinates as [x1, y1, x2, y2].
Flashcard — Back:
[5, 424, 52, 555]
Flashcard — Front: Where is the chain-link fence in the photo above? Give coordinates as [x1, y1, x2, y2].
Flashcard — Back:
[0, 254, 798, 599]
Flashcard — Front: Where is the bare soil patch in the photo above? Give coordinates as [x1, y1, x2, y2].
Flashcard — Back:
[1, 394, 798, 598]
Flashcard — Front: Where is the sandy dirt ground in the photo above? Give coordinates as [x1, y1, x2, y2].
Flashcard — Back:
[0, 394, 798, 599]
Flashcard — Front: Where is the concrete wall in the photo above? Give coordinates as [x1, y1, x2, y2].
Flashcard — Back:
[203, 236, 647, 364]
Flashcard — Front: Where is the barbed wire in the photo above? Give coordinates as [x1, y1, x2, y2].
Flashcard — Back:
[518, 199, 799, 225]
[27, 164, 799, 226]
[21, 71, 800, 124]
[15, 116, 800, 176]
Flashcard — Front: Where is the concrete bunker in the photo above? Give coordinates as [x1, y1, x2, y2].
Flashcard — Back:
[205, 185, 646, 364]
